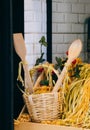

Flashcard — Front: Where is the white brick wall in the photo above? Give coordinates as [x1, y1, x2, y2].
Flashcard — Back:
[24, 0, 90, 67]
[65, 14, 78, 23]
[57, 23, 72, 33]
[52, 0, 90, 63]
[57, 3, 72, 13]
[72, 4, 85, 13]
[24, 0, 47, 68]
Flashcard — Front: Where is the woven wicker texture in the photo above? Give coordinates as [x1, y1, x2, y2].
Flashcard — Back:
[23, 92, 63, 122]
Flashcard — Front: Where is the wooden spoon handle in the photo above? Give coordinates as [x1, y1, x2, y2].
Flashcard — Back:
[52, 39, 82, 92]
[52, 60, 70, 92]
[33, 71, 44, 90]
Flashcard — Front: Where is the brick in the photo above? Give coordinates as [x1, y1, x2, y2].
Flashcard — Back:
[42, 0, 46, 12]
[79, 14, 89, 23]
[24, 0, 47, 66]
[24, 0, 41, 11]
[53, 0, 78, 2]
[42, 11, 46, 22]
[52, 0, 63, 2]
[24, 11, 34, 22]
[52, 2, 57, 12]
[33, 34, 46, 43]
[26, 44, 34, 54]
[57, 3, 72, 13]
[52, 34, 64, 43]
[24, 0, 32, 11]
[57, 23, 72, 33]
[64, 0, 78, 2]
[52, 13, 65, 22]
[72, 24, 84, 33]
[33, 43, 41, 54]
[64, 34, 77, 43]
[33, 12, 41, 22]
[26, 55, 34, 65]
[72, 3, 85, 13]
[52, 23, 57, 33]
[24, 0, 89, 64]
[65, 13, 78, 23]
[24, 34, 34, 44]
[33, 0, 41, 11]
[85, 4, 90, 13]
[79, 0, 90, 3]
[52, 44, 57, 53]
[24, 22, 42, 33]
[42, 22, 47, 33]
[57, 43, 68, 53]
[78, 34, 87, 43]
[24, 4, 29, 11]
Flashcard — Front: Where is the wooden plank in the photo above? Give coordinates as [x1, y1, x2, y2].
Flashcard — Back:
[14, 122, 90, 130]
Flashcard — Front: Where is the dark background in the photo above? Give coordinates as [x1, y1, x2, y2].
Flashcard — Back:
[0, 0, 52, 130]
[0, 0, 14, 130]
[13, 0, 24, 119]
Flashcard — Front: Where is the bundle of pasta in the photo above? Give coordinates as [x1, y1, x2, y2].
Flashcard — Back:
[41, 63, 90, 129]
[63, 63, 90, 127]
[29, 62, 59, 94]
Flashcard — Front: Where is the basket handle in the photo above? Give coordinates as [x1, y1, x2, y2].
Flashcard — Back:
[31, 63, 59, 90]
[28, 95, 34, 106]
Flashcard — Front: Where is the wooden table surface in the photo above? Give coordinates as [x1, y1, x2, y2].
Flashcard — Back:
[14, 122, 90, 130]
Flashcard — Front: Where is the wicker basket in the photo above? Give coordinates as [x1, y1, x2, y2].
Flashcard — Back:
[23, 91, 63, 122]
[22, 63, 64, 122]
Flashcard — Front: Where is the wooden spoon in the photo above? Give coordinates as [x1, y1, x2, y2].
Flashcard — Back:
[52, 39, 82, 92]
[13, 33, 33, 93]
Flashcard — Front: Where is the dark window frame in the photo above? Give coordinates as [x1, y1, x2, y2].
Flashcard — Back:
[0, 0, 52, 129]
[47, 0, 52, 62]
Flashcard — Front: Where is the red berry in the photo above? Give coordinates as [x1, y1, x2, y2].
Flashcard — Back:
[52, 71, 55, 75]
[72, 59, 76, 64]
[66, 51, 68, 55]
[37, 68, 44, 73]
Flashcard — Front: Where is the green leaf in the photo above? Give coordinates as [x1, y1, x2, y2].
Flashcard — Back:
[35, 52, 45, 66]
[72, 64, 82, 78]
[35, 36, 48, 66]
[42, 42, 47, 47]
[39, 36, 48, 47]
[40, 80, 49, 86]
[55, 57, 67, 71]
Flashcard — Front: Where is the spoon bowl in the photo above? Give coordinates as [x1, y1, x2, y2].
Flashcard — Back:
[68, 39, 82, 63]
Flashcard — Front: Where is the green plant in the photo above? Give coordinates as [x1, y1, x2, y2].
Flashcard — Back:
[35, 36, 48, 65]
[55, 56, 67, 71]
